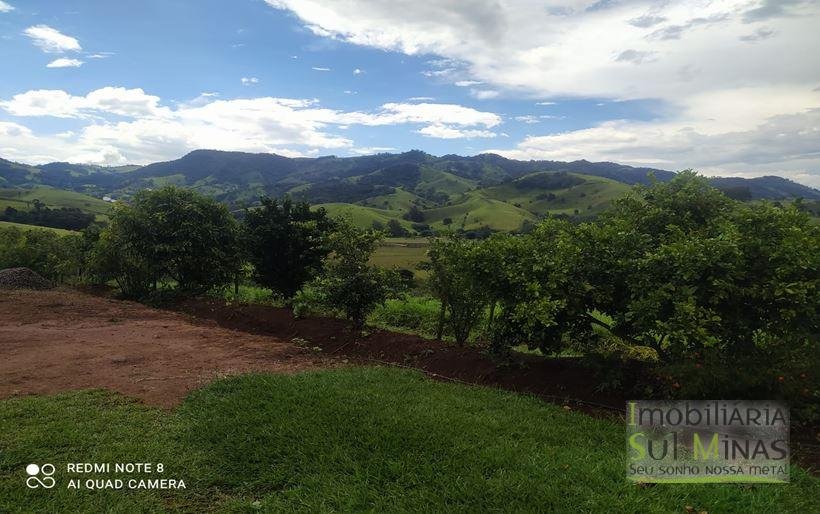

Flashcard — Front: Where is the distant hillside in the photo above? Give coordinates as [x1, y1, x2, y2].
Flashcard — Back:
[1, 150, 818, 232]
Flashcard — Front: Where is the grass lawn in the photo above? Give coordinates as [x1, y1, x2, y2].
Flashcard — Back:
[1, 367, 817, 513]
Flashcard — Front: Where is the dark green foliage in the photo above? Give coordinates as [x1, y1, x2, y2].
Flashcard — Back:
[310, 222, 399, 327]
[403, 204, 425, 222]
[421, 237, 488, 345]
[243, 197, 336, 298]
[514, 171, 585, 190]
[385, 218, 409, 237]
[1, 204, 95, 231]
[94, 186, 242, 297]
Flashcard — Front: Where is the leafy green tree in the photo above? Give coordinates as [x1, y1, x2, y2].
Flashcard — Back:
[0, 226, 84, 283]
[386, 218, 409, 237]
[243, 197, 336, 298]
[312, 222, 398, 328]
[94, 186, 242, 297]
[421, 237, 488, 345]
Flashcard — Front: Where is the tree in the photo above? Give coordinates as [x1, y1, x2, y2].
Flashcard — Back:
[94, 186, 242, 297]
[386, 218, 409, 237]
[243, 197, 336, 298]
[421, 236, 487, 345]
[312, 222, 398, 328]
[403, 205, 425, 222]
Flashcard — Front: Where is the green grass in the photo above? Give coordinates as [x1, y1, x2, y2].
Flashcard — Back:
[0, 187, 112, 217]
[1, 368, 816, 513]
[423, 191, 536, 231]
[482, 173, 630, 217]
[0, 220, 77, 235]
[371, 238, 429, 272]
[315, 202, 413, 230]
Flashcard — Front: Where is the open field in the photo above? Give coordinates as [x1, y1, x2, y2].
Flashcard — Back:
[0, 187, 112, 217]
[0, 220, 77, 235]
[371, 237, 429, 272]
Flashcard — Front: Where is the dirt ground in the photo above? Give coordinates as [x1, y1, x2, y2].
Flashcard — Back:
[0, 289, 328, 407]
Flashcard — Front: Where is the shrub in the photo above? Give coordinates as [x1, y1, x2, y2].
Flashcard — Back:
[309, 222, 399, 328]
[368, 295, 444, 337]
[94, 186, 242, 297]
[243, 197, 335, 298]
[0, 226, 84, 283]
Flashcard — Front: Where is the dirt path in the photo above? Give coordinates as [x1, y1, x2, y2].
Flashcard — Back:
[0, 289, 328, 407]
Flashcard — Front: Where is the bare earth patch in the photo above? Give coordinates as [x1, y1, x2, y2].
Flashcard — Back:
[0, 289, 329, 407]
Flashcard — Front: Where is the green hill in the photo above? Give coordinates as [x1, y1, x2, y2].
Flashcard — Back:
[3, 150, 818, 235]
[0, 187, 112, 219]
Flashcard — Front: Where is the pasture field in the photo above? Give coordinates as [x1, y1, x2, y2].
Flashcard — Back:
[2, 367, 817, 513]
[0, 187, 111, 216]
[0, 220, 76, 235]
[370, 237, 429, 272]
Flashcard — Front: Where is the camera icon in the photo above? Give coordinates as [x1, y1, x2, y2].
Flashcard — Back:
[26, 463, 56, 489]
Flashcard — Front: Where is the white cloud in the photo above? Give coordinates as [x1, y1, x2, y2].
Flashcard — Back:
[264, 0, 820, 185]
[350, 146, 395, 155]
[0, 87, 501, 164]
[418, 124, 496, 139]
[1, 87, 164, 118]
[514, 115, 540, 124]
[490, 102, 820, 188]
[470, 89, 499, 100]
[24, 25, 81, 53]
[454, 80, 482, 87]
[353, 68, 364, 74]
[408, 96, 435, 101]
[46, 58, 84, 68]
[312, 66, 331, 71]
[0, 1, 14, 13]
[240, 77, 259, 85]
[536, 101, 556, 106]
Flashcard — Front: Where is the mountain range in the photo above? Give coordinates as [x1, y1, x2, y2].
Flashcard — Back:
[2, 150, 818, 232]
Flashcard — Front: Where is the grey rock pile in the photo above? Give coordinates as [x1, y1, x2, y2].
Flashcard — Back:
[0, 267, 53, 290]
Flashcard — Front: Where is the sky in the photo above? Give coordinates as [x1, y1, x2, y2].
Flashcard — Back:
[0, 0, 819, 188]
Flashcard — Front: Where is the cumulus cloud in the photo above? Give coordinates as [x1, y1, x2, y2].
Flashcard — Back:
[490, 102, 820, 188]
[46, 58, 84, 68]
[0, 87, 500, 164]
[353, 68, 364, 74]
[1, 87, 164, 118]
[24, 25, 81, 53]
[240, 77, 259, 85]
[264, 0, 820, 186]
[0, 1, 14, 13]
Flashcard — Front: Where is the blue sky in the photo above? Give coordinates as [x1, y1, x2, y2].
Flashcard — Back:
[1, 0, 819, 187]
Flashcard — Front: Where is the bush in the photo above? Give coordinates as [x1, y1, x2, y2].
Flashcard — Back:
[0, 226, 85, 283]
[243, 197, 335, 298]
[93, 186, 242, 297]
[308, 223, 400, 328]
[369, 295, 444, 337]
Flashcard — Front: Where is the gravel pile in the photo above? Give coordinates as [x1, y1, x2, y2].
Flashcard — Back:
[0, 267, 54, 290]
